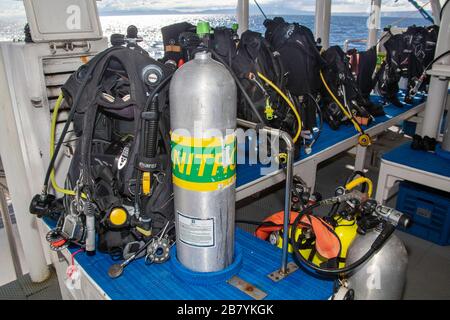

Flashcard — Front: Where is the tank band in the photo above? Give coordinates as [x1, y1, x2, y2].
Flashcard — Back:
[171, 133, 236, 191]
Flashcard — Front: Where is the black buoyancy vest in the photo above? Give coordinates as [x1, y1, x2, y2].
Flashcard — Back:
[377, 25, 439, 103]
[161, 22, 197, 64]
[264, 17, 323, 96]
[62, 46, 174, 231]
[321, 46, 372, 120]
[210, 27, 237, 66]
[232, 30, 285, 125]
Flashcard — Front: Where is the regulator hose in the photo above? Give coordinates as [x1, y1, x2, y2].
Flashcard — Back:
[257, 72, 302, 143]
[345, 177, 373, 198]
[49, 94, 86, 198]
[290, 201, 396, 275]
[422, 50, 450, 74]
[305, 93, 323, 149]
[345, 170, 366, 192]
[319, 71, 366, 137]
[210, 49, 266, 124]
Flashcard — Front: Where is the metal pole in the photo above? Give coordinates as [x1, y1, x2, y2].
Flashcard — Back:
[421, 3, 450, 140]
[236, 118, 294, 274]
[279, 131, 294, 273]
[441, 107, 450, 151]
[430, 0, 442, 25]
[237, 0, 249, 36]
[0, 184, 23, 278]
[367, 0, 382, 49]
[314, 0, 332, 49]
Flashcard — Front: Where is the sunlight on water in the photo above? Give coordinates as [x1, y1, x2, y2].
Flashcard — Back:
[0, 13, 430, 58]
[100, 14, 240, 59]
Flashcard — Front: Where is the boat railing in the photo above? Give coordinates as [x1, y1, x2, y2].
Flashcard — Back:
[343, 38, 367, 52]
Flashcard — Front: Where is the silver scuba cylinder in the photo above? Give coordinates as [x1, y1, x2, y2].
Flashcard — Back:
[169, 51, 237, 272]
[346, 229, 408, 300]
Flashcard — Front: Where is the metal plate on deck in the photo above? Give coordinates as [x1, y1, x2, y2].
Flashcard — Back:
[268, 262, 299, 282]
[227, 276, 267, 300]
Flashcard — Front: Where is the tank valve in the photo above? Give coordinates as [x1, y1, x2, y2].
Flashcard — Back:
[375, 205, 411, 228]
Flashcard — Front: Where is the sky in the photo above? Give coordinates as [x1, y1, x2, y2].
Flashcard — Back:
[0, 0, 438, 18]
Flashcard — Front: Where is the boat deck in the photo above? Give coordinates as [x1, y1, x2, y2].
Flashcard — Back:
[383, 142, 450, 178]
[50, 224, 334, 300]
[236, 92, 427, 199]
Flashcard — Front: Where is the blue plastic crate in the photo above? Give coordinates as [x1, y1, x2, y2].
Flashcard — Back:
[396, 181, 450, 246]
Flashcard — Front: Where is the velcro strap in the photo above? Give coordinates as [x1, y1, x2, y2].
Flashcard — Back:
[165, 45, 181, 53]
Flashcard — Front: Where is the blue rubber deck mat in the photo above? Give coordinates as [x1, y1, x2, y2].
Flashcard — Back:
[236, 92, 426, 188]
[56, 225, 335, 300]
[382, 142, 450, 178]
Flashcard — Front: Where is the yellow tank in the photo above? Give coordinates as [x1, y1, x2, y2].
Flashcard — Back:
[276, 215, 358, 268]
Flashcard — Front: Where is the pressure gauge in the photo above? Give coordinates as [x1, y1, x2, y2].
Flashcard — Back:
[142, 65, 163, 87]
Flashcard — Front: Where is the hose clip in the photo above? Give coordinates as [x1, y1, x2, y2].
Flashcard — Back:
[358, 134, 372, 147]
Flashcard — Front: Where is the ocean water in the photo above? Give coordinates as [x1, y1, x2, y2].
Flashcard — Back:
[0, 14, 431, 58]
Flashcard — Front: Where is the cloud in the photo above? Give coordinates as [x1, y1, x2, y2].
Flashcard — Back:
[96, 0, 430, 13]
[0, 0, 431, 18]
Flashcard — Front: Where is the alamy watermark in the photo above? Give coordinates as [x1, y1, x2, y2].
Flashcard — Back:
[66, 4, 81, 30]
[171, 121, 285, 177]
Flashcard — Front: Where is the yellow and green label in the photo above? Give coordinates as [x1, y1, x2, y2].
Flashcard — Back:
[171, 132, 236, 192]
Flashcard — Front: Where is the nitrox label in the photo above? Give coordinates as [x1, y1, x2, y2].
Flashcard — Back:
[171, 132, 236, 192]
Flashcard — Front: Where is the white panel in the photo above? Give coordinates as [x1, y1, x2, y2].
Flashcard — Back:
[23, 0, 103, 42]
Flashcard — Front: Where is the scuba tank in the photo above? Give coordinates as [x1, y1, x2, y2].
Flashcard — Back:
[170, 48, 237, 272]
[272, 214, 357, 269]
[255, 173, 410, 299]
[256, 175, 359, 269]
[344, 204, 410, 299]
[346, 227, 408, 300]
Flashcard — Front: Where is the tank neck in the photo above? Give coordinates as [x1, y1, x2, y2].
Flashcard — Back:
[195, 51, 212, 61]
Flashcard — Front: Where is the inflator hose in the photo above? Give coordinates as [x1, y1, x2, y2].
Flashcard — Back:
[135, 73, 174, 209]
[319, 71, 365, 136]
[210, 49, 266, 125]
[290, 202, 395, 275]
[42, 46, 123, 194]
[257, 72, 302, 143]
[144, 97, 159, 158]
